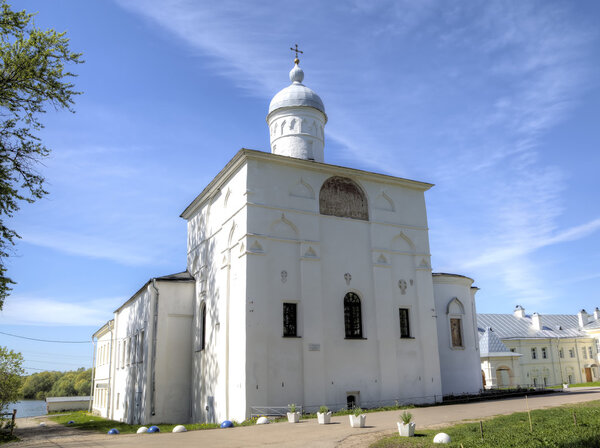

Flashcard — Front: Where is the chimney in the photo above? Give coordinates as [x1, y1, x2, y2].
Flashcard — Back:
[514, 305, 525, 319]
[531, 312, 542, 331]
[578, 309, 589, 327]
[594, 307, 600, 320]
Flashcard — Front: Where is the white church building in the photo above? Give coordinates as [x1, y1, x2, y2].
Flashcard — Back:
[92, 56, 483, 424]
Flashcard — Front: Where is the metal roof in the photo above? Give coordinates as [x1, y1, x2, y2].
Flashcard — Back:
[477, 313, 590, 339]
[479, 327, 512, 356]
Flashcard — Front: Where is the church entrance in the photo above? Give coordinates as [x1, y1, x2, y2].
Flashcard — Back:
[585, 367, 593, 383]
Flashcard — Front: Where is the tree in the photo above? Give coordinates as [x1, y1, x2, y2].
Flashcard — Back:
[0, 1, 82, 309]
[0, 346, 23, 412]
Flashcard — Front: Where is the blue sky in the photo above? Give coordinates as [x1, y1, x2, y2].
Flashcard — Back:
[1, 0, 599, 373]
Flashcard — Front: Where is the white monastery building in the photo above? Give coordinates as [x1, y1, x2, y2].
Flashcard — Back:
[478, 306, 600, 389]
[92, 56, 484, 424]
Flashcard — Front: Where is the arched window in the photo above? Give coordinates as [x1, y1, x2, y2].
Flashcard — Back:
[319, 177, 368, 221]
[344, 292, 363, 338]
[200, 302, 207, 351]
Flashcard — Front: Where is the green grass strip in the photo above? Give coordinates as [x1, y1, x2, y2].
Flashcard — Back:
[371, 401, 600, 447]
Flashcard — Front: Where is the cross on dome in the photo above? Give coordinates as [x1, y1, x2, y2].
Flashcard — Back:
[290, 43, 303, 64]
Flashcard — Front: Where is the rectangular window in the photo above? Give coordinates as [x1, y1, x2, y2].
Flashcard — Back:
[559, 348, 564, 358]
[583, 347, 587, 359]
[569, 348, 575, 358]
[531, 348, 537, 359]
[450, 318, 463, 347]
[589, 347, 593, 359]
[116, 393, 120, 410]
[283, 303, 297, 337]
[533, 378, 537, 387]
[510, 348, 516, 353]
[121, 339, 126, 368]
[542, 347, 547, 359]
[139, 330, 145, 363]
[399, 308, 410, 338]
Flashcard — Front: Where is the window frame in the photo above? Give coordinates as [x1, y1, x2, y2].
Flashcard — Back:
[531, 347, 537, 360]
[399, 307, 411, 339]
[344, 292, 364, 339]
[283, 302, 299, 338]
[200, 301, 207, 351]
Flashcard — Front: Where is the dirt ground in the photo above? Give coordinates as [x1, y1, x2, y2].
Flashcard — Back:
[9, 388, 600, 448]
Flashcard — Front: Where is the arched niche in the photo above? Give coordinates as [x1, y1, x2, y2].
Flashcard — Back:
[319, 176, 368, 221]
[447, 297, 465, 315]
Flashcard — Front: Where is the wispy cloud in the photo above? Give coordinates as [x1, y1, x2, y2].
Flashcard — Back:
[114, 1, 597, 310]
[0, 295, 122, 327]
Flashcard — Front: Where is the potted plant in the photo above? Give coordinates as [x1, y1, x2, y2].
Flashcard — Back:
[397, 411, 415, 437]
[317, 405, 331, 424]
[287, 403, 300, 423]
[348, 407, 366, 428]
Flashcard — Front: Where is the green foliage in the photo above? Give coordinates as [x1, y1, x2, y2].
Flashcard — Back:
[21, 368, 91, 400]
[288, 403, 297, 413]
[0, 346, 23, 413]
[371, 401, 600, 448]
[0, 0, 82, 309]
[319, 405, 329, 414]
[353, 406, 364, 417]
[400, 410, 412, 424]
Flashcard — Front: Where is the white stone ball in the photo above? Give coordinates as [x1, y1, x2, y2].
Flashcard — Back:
[39, 422, 46, 427]
[136, 426, 148, 434]
[433, 432, 451, 444]
[172, 425, 187, 433]
[256, 416, 269, 425]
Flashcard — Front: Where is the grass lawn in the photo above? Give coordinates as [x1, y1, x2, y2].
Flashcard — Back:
[549, 381, 600, 389]
[49, 411, 221, 434]
[371, 401, 600, 447]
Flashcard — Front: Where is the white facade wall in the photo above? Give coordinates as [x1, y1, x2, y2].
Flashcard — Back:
[481, 355, 521, 388]
[433, 275, 483, 396]
[185, 151, 453, 423]
[187, 163, 249, 424]
[92, 322, 113, 418]
[110, 286, 151, 424]
[502, 338, 598, 386]
[93, 279, 194, 425]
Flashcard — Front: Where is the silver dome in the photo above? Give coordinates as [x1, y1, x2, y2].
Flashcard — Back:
[268, 84, 326, 116]
[267, 62, 326, 119]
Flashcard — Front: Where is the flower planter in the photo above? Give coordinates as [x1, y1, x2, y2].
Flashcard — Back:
[317, 411, 331, 424]
[397, 422, 415, 437]
[349, 414, 366, 428]
[287, 412, 300, 423]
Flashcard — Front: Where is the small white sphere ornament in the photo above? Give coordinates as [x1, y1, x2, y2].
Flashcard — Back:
[433, 432, 451, 444]
[256, 416, 269, 425]
[136, 426, 148, 434]
[39, 422, 46, 427]
[172, 425, 187, 433]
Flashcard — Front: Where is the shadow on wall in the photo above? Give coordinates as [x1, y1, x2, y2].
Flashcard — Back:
[191, 218, 221, 424]
[122, 295, 148, 425]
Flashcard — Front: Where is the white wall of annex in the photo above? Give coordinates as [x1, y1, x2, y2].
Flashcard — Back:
[433, 276, 482, 396]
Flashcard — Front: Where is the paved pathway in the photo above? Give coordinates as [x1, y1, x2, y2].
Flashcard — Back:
[11, 388, 600, 448]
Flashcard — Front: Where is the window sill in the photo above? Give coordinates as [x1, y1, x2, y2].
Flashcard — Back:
[400, 336, 415, 339]
[282, 336, 302, 338]
[345, 337, 367, 340]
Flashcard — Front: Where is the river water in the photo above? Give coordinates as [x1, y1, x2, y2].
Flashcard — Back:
[7, 400, 47, 418]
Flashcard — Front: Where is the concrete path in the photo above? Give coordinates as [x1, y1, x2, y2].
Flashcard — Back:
[11, 388, 600, 448]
